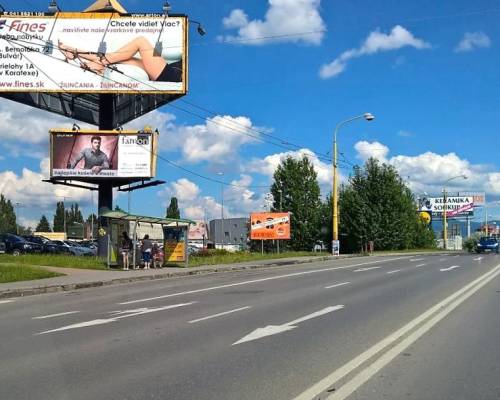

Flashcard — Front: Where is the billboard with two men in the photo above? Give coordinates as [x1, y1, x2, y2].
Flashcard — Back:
[0, 12, 187, 93]
[50, 129, 157, 178]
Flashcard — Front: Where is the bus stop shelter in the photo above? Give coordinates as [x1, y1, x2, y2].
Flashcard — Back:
[100, 210, 194, 268]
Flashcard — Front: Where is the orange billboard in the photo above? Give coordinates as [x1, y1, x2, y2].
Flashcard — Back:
[250, 212, 291, 240]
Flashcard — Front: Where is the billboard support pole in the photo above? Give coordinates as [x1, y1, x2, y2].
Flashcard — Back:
[97, 94, 115, 258]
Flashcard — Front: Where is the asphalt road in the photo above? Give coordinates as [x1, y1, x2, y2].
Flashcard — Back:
[1, 253, 499, 400]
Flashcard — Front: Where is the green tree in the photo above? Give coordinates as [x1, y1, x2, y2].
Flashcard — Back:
[0, 195, 17, 234]
[339, 158, 435, 253]
[270, 155, 322, 251]
[53, 201, 65, 232]
[166, 197, 180, 219]
[36, 215, 51, 232]
[66, 203, 84, 226]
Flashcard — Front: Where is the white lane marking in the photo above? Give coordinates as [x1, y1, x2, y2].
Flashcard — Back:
[386, 269, 401, 274]
[323, 264, 500, 400]
[440, 265, 461, 272]
[0, 300, 14, 304]
[439, 258, 446, 261]
[293, 263, 500, 400]
[473, 257, 483, 261]
[409, 258, 424, 262]
[36, 302, 195, 335]
[452, 255, 460, 258]
[233, 305, 344, 345]
[189, 306, 251, 324]
[325, 282, 351, 289]
[353, 267, 381, 273]
[414, 263, 427, 268]
[32, 311, 80, 320]
[118, 257, 409, 305]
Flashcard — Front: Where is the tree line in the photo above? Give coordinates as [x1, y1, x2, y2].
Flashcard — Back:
[265, 155, 435, 253]
[0, 196, 97, 235]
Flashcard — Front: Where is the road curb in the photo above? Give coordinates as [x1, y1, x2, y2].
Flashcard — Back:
[0, 254, 360, 299]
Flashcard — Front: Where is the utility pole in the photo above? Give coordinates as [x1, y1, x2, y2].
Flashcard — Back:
[14, 202, 21, 235]
[277, 189, 282, 254]
[217, 172, 224, 250]
[443, 188, 448, 250]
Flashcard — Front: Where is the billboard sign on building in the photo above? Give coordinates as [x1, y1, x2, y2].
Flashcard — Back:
[420, 196, 474, 218]
[0, 13, 187, 94]
[50, 129, 157, 179]
[188, 221, 208, 241]
[250, 212, 291, 240]
[459, 192, 486, 207]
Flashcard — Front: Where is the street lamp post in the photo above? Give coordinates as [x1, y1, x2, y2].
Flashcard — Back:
[442, 175, 467, 250]
[277, 189, 283, 254]
[217, 172, 224, 250]
[332, 113, 375, 255]
[14, 202, 21, 235]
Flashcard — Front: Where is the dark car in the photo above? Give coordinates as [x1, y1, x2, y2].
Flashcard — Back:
[0, 233, 43, 256]
[476, 237, 499, 253]
[22, 235, 64, 254]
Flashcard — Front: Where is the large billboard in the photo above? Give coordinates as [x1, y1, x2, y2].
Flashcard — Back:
[250, 212, 291, 240]
[50, 129, 157, 178]
[420, 196, 474, 218]
[0, 12, 187, 93]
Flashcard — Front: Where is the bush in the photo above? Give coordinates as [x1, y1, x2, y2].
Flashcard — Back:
[463, 234, 481, 253]
[192, 249, 231, 258]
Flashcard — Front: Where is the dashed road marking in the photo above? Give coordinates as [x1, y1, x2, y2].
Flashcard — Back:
[189, 306, 251, 324]
[325, 282, 351, 289]
[353, 267, 381, 273]
[440, 265, 461, 272]
[32, 311, 80, 320]
[386, 269, 401, 274]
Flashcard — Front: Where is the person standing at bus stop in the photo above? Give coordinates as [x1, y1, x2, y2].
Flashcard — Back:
[120, 231, 132, 270]
[141, 234, 153, 270]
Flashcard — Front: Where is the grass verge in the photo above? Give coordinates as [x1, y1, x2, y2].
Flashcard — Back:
[167, 251, 330, 268]
[0, 254, 107, 270]
[0, 263, 64, 283]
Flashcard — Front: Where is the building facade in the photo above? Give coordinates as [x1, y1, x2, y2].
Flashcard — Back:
[209, 218, 249, 250]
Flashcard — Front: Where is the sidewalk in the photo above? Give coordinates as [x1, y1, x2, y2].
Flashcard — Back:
[0, 251, 452, 299]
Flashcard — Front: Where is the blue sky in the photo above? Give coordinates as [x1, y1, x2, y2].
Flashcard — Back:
[0, 0, 499, 229]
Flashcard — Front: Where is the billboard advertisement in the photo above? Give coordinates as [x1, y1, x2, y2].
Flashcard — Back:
[459, 192, 486, 207]
[50, 129, 157, 178]
[250, 212, 291, 240]
[163, 226, 186, 263]
[188, 221, 208, 241]
[0, 13, 187, 93]
[420, 196, 474, 218]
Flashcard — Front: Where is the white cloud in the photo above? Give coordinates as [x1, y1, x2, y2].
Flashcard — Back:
[0, 100, 85, 145]
[247, 148, 332, 185]
[454, 31, 491, 52]
[223, 9, 249, 29]
[158, 176, 269, 220]
[320, 25, 430, 79]
[397, 130, 413, 137]
[126, 110, 261, 166]
[0, 158, 90, 207]
[220, 0, 326, 45]
[353, 141, 500, 197]
[354, 141, 389, 163]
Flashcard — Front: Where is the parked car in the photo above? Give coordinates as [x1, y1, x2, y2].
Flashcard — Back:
[22, 235, 66, 254]
[66, 240, 95, 256]
[49, 240, 90, 256]
[79, 240, 98, 256]
[476, 237, 499, 253]
[45, 240, 72, 255]
[0, 233, 43, 256]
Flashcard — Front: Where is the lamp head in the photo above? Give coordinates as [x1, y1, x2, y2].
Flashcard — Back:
[364, 112, 375, 121]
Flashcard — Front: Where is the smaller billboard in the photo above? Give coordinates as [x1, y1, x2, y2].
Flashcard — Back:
[459, 192, 486, 207]
[163, 226, 187, 263]
[188, 221, 208, 241]
[50, 129, 157, 179]
[420, 196, 474, 218]
[250, 212, 291, 240]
